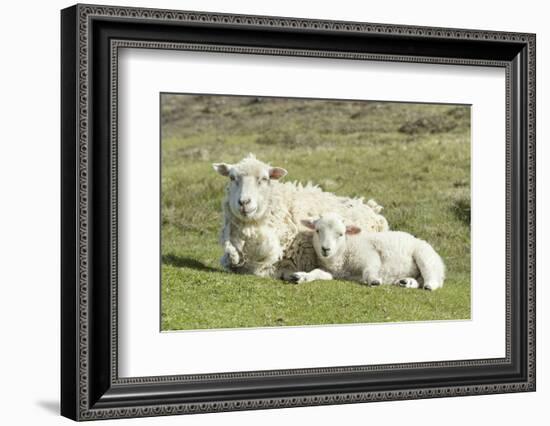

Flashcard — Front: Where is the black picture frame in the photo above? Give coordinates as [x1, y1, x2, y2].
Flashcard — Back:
[61, 3, 536, 421]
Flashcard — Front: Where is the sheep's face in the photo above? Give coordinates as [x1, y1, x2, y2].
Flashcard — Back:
[213, 154, 287, 222]
[302, 213, 361, 259]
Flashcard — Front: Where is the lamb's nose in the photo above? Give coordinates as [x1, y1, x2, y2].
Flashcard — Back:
[239, 198, 251, 206]
[321, 247, 330, 255]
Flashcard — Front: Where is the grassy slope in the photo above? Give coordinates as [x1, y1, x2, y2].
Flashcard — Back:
[161, 95, 471, 330]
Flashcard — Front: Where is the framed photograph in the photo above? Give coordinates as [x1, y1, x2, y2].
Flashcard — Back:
[61, 4, 536, 421]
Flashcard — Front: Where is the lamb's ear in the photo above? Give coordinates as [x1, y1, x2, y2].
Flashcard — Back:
[346, 225, 361, 235]
[301, 219, 317, 231]
[269, 167, 287, 180]
[212, 163, 232, 177]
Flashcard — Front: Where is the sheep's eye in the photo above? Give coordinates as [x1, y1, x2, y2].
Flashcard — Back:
[316, 230, 320, 234]
[339, 233, 344, 237]
[259, 177, 268, 183]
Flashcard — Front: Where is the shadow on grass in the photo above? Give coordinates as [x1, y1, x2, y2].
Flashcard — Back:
[162, 254, 221, 273]
[451, 197, 471, 226]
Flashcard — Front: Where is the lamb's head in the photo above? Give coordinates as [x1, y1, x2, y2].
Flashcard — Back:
[213, 154, 287, 222]
[302, 212, 361, 259]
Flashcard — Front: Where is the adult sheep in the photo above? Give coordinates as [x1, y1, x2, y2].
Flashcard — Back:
[212, 154, 389, 279]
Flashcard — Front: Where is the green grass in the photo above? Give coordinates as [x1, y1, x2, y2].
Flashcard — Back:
[161, 95, 471, 331]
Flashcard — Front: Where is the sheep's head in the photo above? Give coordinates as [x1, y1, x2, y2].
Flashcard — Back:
[213, 154, 287, 222]
[302, 213, 361, 259]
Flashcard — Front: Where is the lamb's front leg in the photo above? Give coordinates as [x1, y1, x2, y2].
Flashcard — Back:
[289, 269, 333, 284]
[360, 248, 382, 286]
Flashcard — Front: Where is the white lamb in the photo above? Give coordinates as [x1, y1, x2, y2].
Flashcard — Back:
[294, 212, 445, 290]
[212, 154, 389, 279]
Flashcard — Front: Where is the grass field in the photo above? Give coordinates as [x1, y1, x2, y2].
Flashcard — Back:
[160, 94, 471, 331]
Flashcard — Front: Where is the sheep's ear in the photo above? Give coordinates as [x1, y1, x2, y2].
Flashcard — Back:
[301, 219, 316, 231]
[212, 163, 232, 177]
[269, 167, 287, 180]
[346, 225, 361, 235]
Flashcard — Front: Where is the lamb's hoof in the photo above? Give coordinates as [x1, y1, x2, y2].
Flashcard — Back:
[395, 278, 419, 289]
[289, 272, 307, 284]
[370, 279, 381, 286]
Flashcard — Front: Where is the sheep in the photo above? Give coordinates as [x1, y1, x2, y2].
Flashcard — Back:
[212, 154, 389, 279]
[294, 212, 445, 290]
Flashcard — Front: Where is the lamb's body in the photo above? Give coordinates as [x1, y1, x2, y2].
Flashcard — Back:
[323, 232, 444, 289]
[295, 214, 445, 290]
[214, 155, 388, 279]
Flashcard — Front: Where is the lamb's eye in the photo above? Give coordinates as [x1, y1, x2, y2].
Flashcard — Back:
[316, 230, 320, 234]
[259, 177, 268, 183]
[339, 233, 344, 237]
